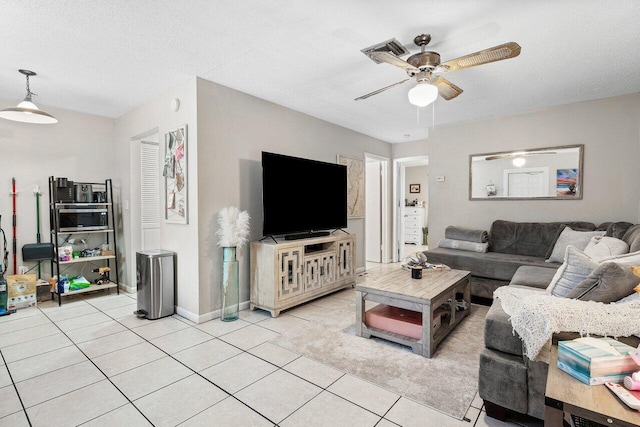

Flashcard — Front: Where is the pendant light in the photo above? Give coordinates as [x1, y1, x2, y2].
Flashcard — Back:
[0, 69, 58, 124]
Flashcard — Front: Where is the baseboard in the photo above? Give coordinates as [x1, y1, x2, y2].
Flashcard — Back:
[175, 306, 201, 324]
[177, 300, 251, 324]
[119, 282, 136, 294]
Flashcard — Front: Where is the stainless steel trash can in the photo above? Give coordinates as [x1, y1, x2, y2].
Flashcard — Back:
[135, 250, 176, 320]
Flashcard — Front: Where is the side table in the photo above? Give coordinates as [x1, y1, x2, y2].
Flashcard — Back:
[545, 346, 640, 427]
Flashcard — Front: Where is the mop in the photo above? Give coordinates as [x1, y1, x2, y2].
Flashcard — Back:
[35, 186, 42, 278]
[22, 185, 54, 278]
[11, 178, 17, 275]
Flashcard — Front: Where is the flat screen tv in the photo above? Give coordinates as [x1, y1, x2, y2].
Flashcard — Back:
[262, 151, 347, 237]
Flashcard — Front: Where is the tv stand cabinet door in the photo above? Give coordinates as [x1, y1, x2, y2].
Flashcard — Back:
[304, 256, 322, 292]
[337, 238, 354, 280]
[321, 252, 336, 286]
[277, 247, 304, 301]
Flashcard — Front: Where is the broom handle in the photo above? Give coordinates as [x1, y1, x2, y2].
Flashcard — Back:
[12, 178, 16, 275]
[35, 188, 41, 278]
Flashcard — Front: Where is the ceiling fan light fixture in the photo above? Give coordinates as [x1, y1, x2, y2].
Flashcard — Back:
[0, 70, 58, 124]
[512, 157, 526, 167]
[408, 82, 438, 107]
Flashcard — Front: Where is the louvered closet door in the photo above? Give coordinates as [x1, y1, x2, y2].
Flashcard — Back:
[140, 141, 161, 249]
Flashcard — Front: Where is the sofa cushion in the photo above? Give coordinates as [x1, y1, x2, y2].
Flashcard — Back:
[484, 299, 524, 356]
[602, 250, 640, 265]
[488, 220, 595, 258]
[565, 262, 640, 302]
[425, 247, 559, 282]
[598, 221, 634, 239]
[545, 227, 606, 263]
[622, 225, 640, 253]
[509, 266, 557, 289]
[547, 246, 599, 297]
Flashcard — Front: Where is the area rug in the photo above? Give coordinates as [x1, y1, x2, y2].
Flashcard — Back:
[270, 303, 488, 420]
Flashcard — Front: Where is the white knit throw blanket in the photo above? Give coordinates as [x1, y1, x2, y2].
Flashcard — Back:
[494, 286, 640, 360]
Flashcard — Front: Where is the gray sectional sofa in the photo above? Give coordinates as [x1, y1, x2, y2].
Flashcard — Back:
[425, 220, 604, 299]
[428, 220, 640, 421]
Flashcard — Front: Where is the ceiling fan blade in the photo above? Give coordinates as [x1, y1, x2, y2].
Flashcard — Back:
[431, 77, 463, 100]
[440, 42, 521, 73]
[369, 51, 417, 71]
[485, 151, 557, 161]
[354, 79, 410, 101]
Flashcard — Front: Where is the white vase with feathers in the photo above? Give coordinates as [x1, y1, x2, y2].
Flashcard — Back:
[217, 207, 250, 321]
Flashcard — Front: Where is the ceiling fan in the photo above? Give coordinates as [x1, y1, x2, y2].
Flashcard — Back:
[355, 34, 521, 106]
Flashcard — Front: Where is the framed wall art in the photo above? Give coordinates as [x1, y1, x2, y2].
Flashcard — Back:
[409, 184, 421, 194]
[337, 154, 365, 219]
[163, 124, 188, 224]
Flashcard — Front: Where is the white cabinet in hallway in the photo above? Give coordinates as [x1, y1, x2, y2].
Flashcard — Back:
[404, 207, 425, 245]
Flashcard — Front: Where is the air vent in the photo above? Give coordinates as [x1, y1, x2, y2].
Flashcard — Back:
[361, 38, 409, 63]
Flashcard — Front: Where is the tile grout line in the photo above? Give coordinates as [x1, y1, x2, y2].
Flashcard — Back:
[275, 354, 401, 425]
[86, 296, 280, 426]
[120, 324, 279, 425]
[0, 348, 33, 426]
[34, 302, 157, 427]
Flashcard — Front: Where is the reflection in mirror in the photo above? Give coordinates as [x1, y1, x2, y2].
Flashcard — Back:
[469, 145, 583, 200]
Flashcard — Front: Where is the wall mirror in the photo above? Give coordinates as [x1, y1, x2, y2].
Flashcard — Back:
[469, 144, 584, 200]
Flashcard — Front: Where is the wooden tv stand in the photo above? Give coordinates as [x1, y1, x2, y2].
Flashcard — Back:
[250, 233, 356, 317]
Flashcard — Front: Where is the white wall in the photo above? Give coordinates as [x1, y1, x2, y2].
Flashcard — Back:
[114, 78, 201, 320]
[195, 78, 392, 319]
[0, 101, 115, 275]
[428, 93, 640, 245]
[405, 166, 429, 203]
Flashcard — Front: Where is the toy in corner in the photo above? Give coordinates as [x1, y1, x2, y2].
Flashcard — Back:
[92, 267, 111, 285]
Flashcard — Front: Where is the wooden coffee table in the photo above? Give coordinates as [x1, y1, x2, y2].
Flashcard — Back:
[355, 268, 471, 358]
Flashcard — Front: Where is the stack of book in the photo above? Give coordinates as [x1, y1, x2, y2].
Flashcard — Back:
[557, 337, 639, 386]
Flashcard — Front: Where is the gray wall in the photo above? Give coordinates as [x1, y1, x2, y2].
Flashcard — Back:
[428, 93, 640, 245]
[196, 78, 392, 317]
[0, 101, 115, 274]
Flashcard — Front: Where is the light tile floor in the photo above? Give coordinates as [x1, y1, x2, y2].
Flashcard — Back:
[0, 264, 542, 426]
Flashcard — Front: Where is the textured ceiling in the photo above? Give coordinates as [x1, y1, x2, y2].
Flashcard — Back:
[1, 1, 639, 143]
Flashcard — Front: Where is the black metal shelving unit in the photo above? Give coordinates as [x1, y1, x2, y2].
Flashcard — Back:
[48, 176, 120, 306]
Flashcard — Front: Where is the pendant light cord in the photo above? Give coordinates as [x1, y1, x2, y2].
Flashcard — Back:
[24, 75, 36, 100]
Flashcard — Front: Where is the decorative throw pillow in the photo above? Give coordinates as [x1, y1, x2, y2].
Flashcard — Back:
[622, 225, 640, 253]
[546, 246, 599, 297]
[583, 236, 629, 261]
[565, 262, 640, 303]
[546, 227, 606, 263]
[601, 250, 640, 265]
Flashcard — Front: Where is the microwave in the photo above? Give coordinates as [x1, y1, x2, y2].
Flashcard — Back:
[58, 208, 108, 232]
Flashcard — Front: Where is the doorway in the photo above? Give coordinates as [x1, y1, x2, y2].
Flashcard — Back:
[364, 153, 389, 265]
[393, 156, 429, 262]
